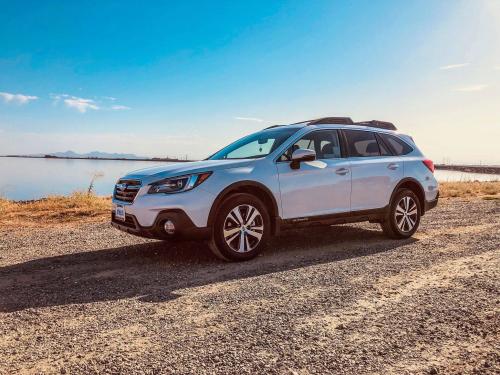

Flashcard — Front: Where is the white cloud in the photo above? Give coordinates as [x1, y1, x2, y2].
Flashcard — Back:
[494, 66, 500, 70]
[454, 84, 489, 92]
[64, 97, 100, 113]
[234, 116, 264, 123]
[51, 93, 128, 112]
[50, 93, 70, 104]
[0, 91, 38, 104]
[439, 63, 470, 70]
[51, 93, 69, 98]
[110, 105, 131, 110]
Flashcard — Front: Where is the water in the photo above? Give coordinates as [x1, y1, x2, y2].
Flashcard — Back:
[0, 157, 174, 201]
[433, 169, 499, 182]
[0, 157, 498, 200]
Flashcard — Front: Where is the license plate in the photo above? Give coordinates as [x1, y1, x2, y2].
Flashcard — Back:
[115, 205, 126, 221]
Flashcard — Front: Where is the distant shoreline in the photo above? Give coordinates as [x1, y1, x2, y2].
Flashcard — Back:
[0, 155, 194, 163]
[1, 155, 499, 174]
[434, 164, 500, 175]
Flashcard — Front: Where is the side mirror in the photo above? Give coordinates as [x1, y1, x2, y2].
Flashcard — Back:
[290, 148, 316, 169]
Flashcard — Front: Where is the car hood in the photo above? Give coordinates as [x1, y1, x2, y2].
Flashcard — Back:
[121, 159, 257, 183]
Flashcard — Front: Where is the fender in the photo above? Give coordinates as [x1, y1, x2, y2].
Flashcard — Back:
[207, 180, 280, 229]
[390, 177, 427, 214]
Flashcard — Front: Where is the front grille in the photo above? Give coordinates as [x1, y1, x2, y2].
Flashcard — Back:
[114, 179, 141, 203]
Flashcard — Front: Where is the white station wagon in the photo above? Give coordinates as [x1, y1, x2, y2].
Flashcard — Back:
[112, 117, 439, 261]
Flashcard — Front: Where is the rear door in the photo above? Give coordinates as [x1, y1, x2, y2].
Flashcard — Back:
[343, 129, 403, 211]
[276, 129, 351, 219]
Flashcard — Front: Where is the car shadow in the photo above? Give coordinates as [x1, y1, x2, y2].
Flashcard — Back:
[0, 225, 417, 312]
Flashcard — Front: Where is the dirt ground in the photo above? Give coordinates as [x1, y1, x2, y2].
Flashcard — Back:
[0, 198, 499, 374]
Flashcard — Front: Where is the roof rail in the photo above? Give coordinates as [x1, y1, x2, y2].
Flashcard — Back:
[264, 117, 398, 131]
[308, 117, 354, 125]
[290, 119, 314, 125]
[354, 120, 397, 131]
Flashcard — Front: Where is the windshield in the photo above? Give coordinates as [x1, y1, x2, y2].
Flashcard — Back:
[208, 127, 300, 160]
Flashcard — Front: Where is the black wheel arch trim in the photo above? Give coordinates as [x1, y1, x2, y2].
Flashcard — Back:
[390, 177, 428, 214]
[207, 180, 280, 233]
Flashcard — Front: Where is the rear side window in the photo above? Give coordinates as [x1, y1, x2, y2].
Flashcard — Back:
[375, 134, 392, 156]
[379, 133, 413, 155]
[344, 130, 380, 157]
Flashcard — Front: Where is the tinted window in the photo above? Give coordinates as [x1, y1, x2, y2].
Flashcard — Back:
[375, 134, 392, 156]
[344, 130, 380, 157]
[280, 130, 342, 161]
[379, 133, 413, 155]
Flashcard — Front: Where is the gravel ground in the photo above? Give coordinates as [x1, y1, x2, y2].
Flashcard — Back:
[0, 198, 499, 374]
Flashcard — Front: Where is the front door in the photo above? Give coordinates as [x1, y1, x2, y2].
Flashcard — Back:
[276, 129, 351, 219]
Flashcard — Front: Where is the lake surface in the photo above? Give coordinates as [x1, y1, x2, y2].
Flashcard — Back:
[0, 157, 173, 200]
[0, 157, 498, 200]
[433, 169, 499, 182]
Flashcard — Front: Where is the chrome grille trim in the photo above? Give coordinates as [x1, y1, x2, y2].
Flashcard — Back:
[114, 179, 142, 203]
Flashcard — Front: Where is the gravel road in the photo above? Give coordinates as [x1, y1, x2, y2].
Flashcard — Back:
[0, 198, 499, 374]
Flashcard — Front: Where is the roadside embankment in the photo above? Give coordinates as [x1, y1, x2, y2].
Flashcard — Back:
[0, 192, 110, 228]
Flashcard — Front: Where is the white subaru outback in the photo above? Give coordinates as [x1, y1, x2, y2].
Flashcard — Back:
[112, 117, 439, 261]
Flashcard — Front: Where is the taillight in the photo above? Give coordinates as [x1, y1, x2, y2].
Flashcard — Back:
[422, 159, 435, 173]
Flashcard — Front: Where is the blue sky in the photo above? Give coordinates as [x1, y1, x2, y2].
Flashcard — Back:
[0, 0, 499, 163]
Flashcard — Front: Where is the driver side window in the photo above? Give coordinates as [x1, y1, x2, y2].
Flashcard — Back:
[279, 130, 342, 161]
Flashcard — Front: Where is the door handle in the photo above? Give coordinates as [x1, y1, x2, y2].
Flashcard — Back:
[335, 167, 349, 175]
[387, 163, 399, 170]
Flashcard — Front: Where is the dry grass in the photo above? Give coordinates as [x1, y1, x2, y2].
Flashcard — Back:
[0, 181, 498, 228]
[0, 192, 111, 228]
[440, 181, 500, 198]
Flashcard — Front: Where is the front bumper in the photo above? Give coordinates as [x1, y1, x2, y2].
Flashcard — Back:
[111, 209, 211, 241]
[112, 186, 216, 228]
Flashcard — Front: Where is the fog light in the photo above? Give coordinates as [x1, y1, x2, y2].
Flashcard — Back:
[164, 220, 175, 235]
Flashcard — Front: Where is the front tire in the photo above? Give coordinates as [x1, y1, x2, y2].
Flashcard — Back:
[381, 188, 421, 239]
[209, 193, 270, 261]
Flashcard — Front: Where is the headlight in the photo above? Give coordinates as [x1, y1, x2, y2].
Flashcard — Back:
[148, 172, 212, 194]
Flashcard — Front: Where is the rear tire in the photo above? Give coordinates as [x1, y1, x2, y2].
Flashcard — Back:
[381, 188, 421, 239]
[209, 193, 270, 261]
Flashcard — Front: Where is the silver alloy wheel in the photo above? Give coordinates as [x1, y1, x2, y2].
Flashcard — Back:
[395, 196, 418, 232]
[223, 204, 264, 253]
